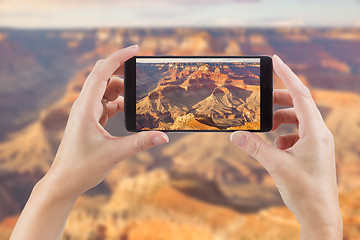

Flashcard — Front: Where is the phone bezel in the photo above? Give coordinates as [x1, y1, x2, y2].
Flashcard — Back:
[124, 55, 273, 132]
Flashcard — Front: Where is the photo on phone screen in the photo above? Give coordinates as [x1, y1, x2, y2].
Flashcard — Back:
[124, 56, 273, 132]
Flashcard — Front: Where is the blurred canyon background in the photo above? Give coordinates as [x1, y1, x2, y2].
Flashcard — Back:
[0, 0, 360, 239]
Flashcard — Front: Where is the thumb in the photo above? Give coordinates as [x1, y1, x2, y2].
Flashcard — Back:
[111, 131, 169, 160]
[230, 131, 287, 174]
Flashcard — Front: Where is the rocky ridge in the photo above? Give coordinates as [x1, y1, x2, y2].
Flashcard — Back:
[136, 62, 260, 130]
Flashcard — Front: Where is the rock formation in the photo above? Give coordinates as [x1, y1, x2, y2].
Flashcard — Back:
[136, 62, 260, 130]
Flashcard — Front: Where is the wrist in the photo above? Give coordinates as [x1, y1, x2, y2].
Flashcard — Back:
[297, 188, 343, 240]
[34, 170, 80, 205]
[10, 171, 79, 240]
[300, 217, 343, 240]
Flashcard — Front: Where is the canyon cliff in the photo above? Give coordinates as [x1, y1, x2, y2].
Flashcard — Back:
[136, 62, 260, 130]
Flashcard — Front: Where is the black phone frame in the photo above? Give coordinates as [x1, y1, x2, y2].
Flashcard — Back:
[124, 55, 273, 132]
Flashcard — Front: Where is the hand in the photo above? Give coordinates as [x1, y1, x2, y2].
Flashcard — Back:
[230, 55, 342, 239]
[45, 45, 169, 199]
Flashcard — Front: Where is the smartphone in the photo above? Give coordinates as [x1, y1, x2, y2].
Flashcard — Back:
[124, 56, 273, 132]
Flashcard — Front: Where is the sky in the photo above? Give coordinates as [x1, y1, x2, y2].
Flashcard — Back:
[0, 0, 359, 28]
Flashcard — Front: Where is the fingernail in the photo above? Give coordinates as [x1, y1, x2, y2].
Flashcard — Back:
[126, 44, 138, 49]
[230, 132, 247, 147]
[152, 133, 169, 146]
[273, 54, 284, 64]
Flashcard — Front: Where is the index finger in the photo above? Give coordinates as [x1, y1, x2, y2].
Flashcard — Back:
[273, 89, 293, 107]
[272, 55, 324, 135]
[113, 63, 124, 75]
[80, 45, 139, 111]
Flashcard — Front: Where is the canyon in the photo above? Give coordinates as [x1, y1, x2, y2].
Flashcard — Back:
[0, 28, 359, 239]
[136, 62, 260, 130]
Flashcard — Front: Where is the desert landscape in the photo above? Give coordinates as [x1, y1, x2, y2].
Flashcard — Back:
[0, 28, 359, 239]
[136, 60, 260, 130]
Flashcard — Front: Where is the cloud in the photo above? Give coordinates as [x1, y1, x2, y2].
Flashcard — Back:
[0, 0, 261, 11]
[0, 0, 262, 28]
[121, 0, 261, 3]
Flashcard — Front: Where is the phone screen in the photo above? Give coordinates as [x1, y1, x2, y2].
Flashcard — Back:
[134, 57, 261, 131]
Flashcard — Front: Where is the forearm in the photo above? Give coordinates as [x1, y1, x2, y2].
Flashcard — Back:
[10, 174, 78, 240]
